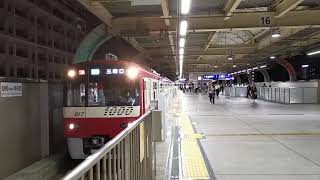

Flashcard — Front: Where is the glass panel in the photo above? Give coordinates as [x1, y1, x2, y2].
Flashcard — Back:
[66, 82, 86, 107]
[88, 76, 140, 107]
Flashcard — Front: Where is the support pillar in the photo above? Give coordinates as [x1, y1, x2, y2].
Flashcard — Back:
[5, 42, 10, 77]
[12, 6, 16, 37]
[28, 46, 33, 78]
[45, 50, 50, 80]
[34, 49, 39, 79]
[245, 73, 253, 84]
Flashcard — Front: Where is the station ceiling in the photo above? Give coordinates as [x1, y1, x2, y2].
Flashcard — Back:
[77, 0, 320, 78]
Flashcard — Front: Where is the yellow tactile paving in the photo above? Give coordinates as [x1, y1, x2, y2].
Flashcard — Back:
[179, 113, 210, 180]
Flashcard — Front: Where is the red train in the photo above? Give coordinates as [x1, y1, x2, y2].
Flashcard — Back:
[64, 60, 172, 159]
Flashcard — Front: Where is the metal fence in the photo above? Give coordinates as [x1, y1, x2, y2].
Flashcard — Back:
[62, 111, 155, 180]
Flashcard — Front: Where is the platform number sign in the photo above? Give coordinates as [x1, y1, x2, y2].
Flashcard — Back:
[260, 16, 272, 26]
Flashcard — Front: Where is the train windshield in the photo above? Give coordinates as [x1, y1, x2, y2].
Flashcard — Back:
[88, 76, 140, 106]
[66, 76, 140, 107]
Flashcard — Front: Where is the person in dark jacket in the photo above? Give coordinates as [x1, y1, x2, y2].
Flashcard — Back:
[246, 84, 252, 98]
[208, 86, 216, 104]
[251, 84, 258, 103]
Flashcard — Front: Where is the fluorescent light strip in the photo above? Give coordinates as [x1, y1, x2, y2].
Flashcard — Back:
[179, 48, 184, 55]
[260, 65, 267, 68]
[307, 50, 320, 56]
[181, 0, 191, 14]
[180, 20, 188, 36]
[302, 64, 309, 68]
[179, 38, 185, 48]
[272, 33, 280, 38]
[179, 55, 183, 60]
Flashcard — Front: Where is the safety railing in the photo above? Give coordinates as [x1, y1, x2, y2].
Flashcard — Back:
[62, 111, 155, 180]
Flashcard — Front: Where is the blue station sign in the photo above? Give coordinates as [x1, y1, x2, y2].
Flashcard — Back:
[202, 74, 234, 80]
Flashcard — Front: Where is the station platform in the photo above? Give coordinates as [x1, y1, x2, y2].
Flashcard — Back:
[160, 92, 320, 180]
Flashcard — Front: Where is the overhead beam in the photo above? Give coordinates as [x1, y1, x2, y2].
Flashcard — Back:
[245, 29, 270, 44]
[78, 0, 151, 62]
[196, 31, 220, 61]
[160, 0, 176, 69]
[122, 36, 151, 60]
[78, 0, 112, 26]
[273, 0, 304, 18]
[224, 0, 242, 20]
[186, 61, 260, 65]
[257, 27, 305, 50]
[149, 45, 258, 56]
[112, 10, 320, 33]
[160, 0, 170, 26]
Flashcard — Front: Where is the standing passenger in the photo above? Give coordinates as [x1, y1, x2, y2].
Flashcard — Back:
[246, 84, 252, 98]
[251, 84, 258, 103]
[208, 86, 215, 104]
[215, 84, 220, 97]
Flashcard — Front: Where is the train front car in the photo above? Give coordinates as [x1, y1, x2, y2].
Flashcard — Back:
[64, 61, 152, 159]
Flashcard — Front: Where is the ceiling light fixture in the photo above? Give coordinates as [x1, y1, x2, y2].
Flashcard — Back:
[270, 56, 275, 59]
[181, 0, 191, 15]
[179, 55, 183, 60]
[302, 64, 309, 68]
[180, 20, 188, 36]
[179, 48, 184, 55]
[271, 28, 281, 38]
[232, 65, 237, 68]
[179, 38, 185, 48]
[307, 50, 320, 56]
[260, 65, 267, 68]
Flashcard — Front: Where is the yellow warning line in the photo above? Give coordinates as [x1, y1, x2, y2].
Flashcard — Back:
[179, 113, 209, 180]
[205, 132, 320, 137]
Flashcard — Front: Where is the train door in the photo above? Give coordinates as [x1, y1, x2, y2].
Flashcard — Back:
[143, 78, 151, 112]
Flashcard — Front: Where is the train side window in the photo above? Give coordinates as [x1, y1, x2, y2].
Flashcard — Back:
[66, 82, 86, 107]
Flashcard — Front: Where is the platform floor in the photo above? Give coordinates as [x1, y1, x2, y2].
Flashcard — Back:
[165, 92, 320, 180]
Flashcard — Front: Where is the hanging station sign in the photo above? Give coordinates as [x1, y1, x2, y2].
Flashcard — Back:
[202, 74, 234, 81]
[0, 82, 23, 97]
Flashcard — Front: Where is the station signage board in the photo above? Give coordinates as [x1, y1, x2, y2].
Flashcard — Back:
[0, 82, 23, 97]
[202, 74, 234, 80]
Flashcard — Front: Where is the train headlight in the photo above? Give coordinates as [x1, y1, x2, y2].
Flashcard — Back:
[68, 69, 76, 78]
[68, 123, 79, 130]
[126, 67, 139, 80]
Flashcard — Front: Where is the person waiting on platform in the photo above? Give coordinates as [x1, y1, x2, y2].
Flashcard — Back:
[251, 84, 258, 103]
[246, 84, 252, 98]
[215, 84, 220, 97]
[208, 86, 216, 104]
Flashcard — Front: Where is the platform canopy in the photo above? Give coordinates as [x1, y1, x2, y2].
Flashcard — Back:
[76, 0, 320, 78]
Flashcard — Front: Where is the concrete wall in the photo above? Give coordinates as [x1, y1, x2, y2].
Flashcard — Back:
[0, 81, 49, 179]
